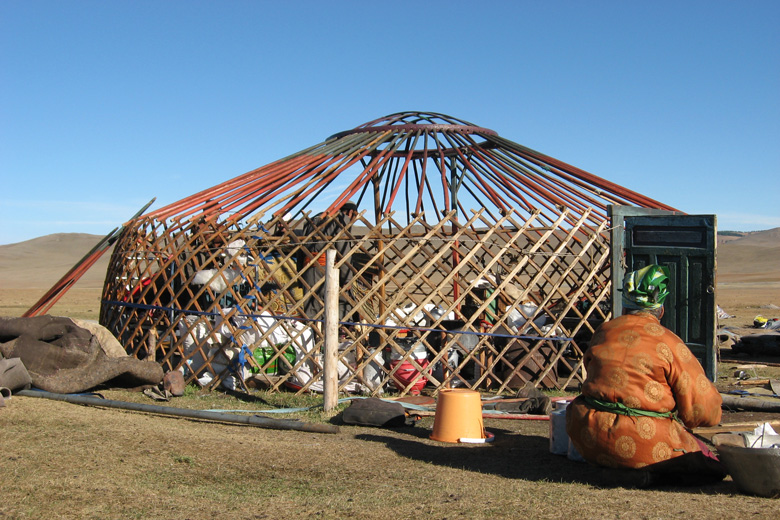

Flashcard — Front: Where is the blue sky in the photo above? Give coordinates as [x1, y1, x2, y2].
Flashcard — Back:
[1, 0, 778, 245]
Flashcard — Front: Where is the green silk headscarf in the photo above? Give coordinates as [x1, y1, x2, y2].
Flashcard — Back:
[622, 264, 670, 310]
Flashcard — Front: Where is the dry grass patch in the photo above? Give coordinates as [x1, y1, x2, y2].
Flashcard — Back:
[2, 385, 778, 520]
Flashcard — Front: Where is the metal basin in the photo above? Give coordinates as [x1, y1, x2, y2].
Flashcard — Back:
[714, 434, 780, 498]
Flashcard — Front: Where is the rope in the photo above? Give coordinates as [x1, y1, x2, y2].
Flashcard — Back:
[103, 299, 574, 342]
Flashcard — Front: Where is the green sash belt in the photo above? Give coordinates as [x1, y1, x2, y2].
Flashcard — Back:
[583, 395, 675, 420]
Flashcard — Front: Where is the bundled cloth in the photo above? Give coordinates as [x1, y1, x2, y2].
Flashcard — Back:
[753, 316, 780, 330]
[0, 316, 163, 394]
[717, 306, 734, 319]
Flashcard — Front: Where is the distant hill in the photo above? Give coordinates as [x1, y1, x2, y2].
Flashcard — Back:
[0, 227, 777, 290]
[720, 227, 780, 246]
[716, 227, 780, 283]
[0, 233, 111, 289]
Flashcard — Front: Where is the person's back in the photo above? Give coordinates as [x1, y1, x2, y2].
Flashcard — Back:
[568, 311, 721, 467]
[565, 264, 725, 485]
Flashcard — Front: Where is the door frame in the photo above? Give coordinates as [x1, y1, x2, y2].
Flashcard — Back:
[609, 205, 718, 381]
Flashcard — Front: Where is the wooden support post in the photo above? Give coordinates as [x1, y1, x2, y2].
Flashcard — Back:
[147, 327, 158, 361]
[323, 249, 339, 411]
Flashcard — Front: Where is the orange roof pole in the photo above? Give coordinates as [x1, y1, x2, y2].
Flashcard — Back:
[23, 198, 155, 317]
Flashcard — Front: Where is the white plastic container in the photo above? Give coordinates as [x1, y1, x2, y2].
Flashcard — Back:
[362, 348, 385, 394]
[549, 400, 570, 455]
[567, 438, 586, 462]
[389, 340, 427, 361]
[411, 342, 428, 360]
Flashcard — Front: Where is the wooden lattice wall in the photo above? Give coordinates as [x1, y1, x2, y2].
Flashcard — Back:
[100, 205, 611, 396]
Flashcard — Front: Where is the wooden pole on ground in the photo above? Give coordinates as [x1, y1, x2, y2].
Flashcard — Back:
[323, 248, 339, 411]
[18, 390, 340, 434]
[720, 393, 780, 413]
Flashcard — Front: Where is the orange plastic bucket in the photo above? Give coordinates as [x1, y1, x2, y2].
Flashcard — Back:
[430, 388, 485, 443]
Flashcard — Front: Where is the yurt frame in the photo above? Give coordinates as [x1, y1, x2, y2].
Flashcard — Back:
[97, 112, 677, 396]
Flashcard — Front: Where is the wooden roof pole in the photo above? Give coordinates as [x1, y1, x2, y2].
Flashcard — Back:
[372, 162, 387, 319]
[434, 135, 461, 310]
[23, 198, 156, 317]
[383, 132, 420, 215]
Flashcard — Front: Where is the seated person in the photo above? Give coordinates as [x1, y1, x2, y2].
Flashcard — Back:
[566, 264, 725, 485]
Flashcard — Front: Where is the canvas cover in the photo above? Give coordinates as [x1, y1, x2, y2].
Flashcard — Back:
[0, 316, 163, 393]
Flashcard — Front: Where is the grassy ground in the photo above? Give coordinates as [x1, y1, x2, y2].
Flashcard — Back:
[3, 362, 780, 520]
[2, 283, 780, 518]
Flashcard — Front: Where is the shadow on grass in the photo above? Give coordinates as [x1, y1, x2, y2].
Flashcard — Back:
[355, 428, 739, 495]
[217, 388, 276, 405]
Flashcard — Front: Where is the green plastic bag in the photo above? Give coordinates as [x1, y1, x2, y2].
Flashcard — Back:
[251, 344, 296, 375]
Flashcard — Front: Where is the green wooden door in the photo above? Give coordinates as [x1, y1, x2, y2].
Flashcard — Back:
[609, 207, 717, 380]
